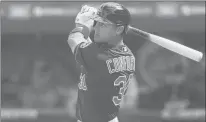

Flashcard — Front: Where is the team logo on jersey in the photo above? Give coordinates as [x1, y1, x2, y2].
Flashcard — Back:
[106, 55, 135, 74]
[80, 42, 92, 48]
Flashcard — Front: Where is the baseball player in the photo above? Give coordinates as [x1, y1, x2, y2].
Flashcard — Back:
[67, 2, 135, 122]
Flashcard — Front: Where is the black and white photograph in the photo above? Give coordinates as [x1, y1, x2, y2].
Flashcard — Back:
[1, 1, 205, 122]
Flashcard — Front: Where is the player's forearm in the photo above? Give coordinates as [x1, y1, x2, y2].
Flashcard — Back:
[67, 27, 92, 53]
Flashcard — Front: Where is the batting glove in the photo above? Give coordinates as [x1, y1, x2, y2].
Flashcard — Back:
[75, 5, 97, 31]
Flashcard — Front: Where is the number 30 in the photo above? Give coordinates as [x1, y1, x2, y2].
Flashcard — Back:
[113, 73, 134, 106]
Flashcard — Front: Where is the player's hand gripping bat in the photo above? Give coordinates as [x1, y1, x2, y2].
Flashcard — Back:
[128, 26, 203, 62]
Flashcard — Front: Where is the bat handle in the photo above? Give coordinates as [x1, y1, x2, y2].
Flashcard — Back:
[128, 26, 150, 40]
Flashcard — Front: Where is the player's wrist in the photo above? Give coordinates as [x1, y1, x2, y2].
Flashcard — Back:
[70, 25, 90, 39]
[75, 20, 94, 34]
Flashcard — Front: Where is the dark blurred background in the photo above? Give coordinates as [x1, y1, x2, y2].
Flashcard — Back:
[1, 1, 205, 122]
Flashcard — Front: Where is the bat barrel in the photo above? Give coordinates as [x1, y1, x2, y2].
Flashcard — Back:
[150, 34, 203, 62]
[128, 26, 203, 62]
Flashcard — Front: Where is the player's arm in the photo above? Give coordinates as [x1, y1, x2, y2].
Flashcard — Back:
[68, 5, 98, 66]
[68, 24, 97, 66]
[67, 26, 91, 53]
[67, 5, 96, 53]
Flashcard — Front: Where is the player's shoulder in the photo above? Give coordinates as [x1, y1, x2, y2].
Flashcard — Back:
[79, 42, 111, 61]
[79, 41, 93, 48]
[108, 44, 134, 57]
[78, 37, 93, 49]
[79, 43, 134, 62]
[96, 44, 135, 63]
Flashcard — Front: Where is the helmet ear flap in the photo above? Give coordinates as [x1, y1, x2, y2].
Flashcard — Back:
[119, 24, 129, 36]
[116, 25, 125, 35]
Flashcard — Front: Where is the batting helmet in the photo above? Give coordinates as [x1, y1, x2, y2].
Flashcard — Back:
[92, 2, 131, 26]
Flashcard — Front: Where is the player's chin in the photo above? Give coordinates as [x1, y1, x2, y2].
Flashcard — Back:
[93, 36, 101, 43]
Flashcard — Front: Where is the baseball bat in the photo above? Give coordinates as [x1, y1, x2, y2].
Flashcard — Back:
[128, 26, 203, 62]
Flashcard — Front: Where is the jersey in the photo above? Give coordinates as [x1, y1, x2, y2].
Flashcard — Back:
[74, 39, 135, 122]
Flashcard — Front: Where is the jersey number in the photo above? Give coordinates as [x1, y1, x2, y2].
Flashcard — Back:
[78, 73, 87, 90]
[113, 73, 134, 106]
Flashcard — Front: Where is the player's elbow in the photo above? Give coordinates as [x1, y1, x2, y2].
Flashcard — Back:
[67, 32, 85, 53]
[67, 38, 76, 53]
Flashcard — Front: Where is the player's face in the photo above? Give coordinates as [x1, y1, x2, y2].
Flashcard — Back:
[93, 21, 117, 43]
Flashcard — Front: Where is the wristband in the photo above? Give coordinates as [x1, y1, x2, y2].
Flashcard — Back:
[70, 25, 90, 39]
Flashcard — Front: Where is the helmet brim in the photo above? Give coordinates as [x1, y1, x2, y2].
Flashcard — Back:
[91, 14, 114, 25]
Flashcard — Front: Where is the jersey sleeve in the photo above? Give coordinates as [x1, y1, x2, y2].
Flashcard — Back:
[74, 39, 99, 68]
